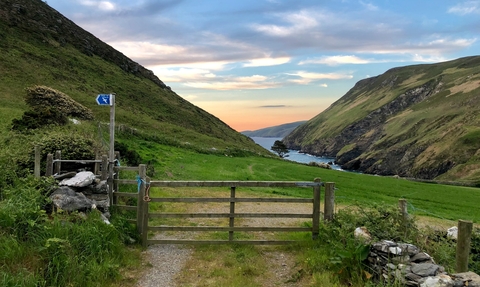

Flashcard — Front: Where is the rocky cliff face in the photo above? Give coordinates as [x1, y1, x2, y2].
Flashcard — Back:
[283, 56, 480, 181]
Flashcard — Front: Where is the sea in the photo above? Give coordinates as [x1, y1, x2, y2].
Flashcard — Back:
[250, 137, 343, 171]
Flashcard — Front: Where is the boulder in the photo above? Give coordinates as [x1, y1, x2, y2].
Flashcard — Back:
[50, 186, 94, 212]
[59, 171, 96, 187]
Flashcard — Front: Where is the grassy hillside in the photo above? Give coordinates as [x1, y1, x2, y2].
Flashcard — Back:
[284, 56, 480, 181]
[241, 121, 307, 138]
[0, 0, 267, 158]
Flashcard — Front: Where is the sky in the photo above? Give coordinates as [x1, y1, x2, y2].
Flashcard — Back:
[45, 0, 480, 132]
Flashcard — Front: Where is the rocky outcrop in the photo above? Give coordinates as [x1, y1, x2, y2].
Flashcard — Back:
[367, 240, 480, 287]
[50, 171, 110, 223]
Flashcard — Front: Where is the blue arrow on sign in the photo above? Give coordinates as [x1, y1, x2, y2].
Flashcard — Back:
[96, 94, 112, 106]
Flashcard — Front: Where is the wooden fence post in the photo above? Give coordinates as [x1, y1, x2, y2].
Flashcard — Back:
[34, 145, 41, 178]
[54, 150, 61, 175]
[101, 155, 108, 181]
[45, 154, 53, 177]
[398, 199, 408, 220]
[229, 187, 236, 241]
[456, 220, 473, 273]
[324, 182, 335, 221]
[112, 151, 120, 205]
[94, 152, 100, 176]
[312, 178, 321, 239]
[137, 164, 146, 241]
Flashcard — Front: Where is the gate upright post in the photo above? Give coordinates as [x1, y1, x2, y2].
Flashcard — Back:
[34, 145, 41, 178]
[312, 178, 321, 240]
[229, 187, 236, 241]
[46, 154, 53, 177]
[324, 182, 335, 221]
[54, 150, 62, 175]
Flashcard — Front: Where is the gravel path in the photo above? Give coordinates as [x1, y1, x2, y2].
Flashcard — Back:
[135, 197, 313, 287]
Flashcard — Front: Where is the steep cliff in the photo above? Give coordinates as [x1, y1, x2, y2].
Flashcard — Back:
[283, 56, 480, 181]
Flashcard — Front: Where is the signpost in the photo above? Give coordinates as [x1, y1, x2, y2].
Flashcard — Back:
[97, 93, 115, 205]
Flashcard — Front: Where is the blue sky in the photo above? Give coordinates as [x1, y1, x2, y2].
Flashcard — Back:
[46, 0, 480, 131]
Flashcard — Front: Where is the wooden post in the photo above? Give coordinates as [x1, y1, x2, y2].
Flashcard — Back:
[324, 182, 335, 221]
[138, 164, 147, 241]
[229, 187, 236, 241]
[456, 220, 473, 273]
[101, 155, 108, 181]
[140, 165, 149, 248]
[312, 178, 321, 239]
[399, 199, 408, 221]
[45, 154, 53, 177]
[54, 150, 61, 175]
[94, 152, 100, 176]
[34, 145, 41, 178]
[399, 198, 408, 235]
[112, 152, 120, 205]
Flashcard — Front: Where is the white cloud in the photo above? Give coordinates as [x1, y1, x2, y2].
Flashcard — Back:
[251, 10, 319, 37]
[300, 55, 372, 66]
[79, 0, 116, 11]
[359, 1, 379, 11]
[320, 83, 328, 88]
[287, 71, 353, 84]
[448, 1, 480, 15]
[111, 41, 185, 59]
[243, 56, 291, 67]
[184, 79, 280, 91]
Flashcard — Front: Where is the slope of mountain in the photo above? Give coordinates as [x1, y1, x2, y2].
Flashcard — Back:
[0, 0, 267, 156]
[283, 56, 480, 181]
[241, 121, 307, 138]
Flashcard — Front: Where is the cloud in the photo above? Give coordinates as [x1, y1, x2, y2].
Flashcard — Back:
[243, 56, 291, 67]
[300, 55, 373, 66]
[448, 1, 480, 15]
[184, 80, 280, 91]
[79, 0, 116, 11]
[258, 105, 288, 108]
[251, 9, 319, 37]
[287, 71, 353, 84]
[319, 83, 328, 88]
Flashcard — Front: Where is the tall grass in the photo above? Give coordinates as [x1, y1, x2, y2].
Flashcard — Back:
[0, 176, 139, 287]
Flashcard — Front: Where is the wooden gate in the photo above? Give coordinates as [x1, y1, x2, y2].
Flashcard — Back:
[114, 164, 333, 247]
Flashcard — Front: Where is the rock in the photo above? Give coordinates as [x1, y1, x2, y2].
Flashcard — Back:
[447, 226, 458, 240]
[411, 252, 433, 263]
[50, 186, 94, 212]
[82, 180, 108, 195]
[451, 271, 480, 287]
[53, 171, 77, 180]
[411, 263, 440, 277]
[354, 226, 371, 241]
[419, 274, 453, 287]
[59, 171, 96, 187]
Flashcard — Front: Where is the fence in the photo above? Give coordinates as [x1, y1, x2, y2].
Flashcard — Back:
[113, 164, 338, 247]
[38, 150, 474, 272]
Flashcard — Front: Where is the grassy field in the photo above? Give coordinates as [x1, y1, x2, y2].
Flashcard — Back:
[120, 139, 480, 224]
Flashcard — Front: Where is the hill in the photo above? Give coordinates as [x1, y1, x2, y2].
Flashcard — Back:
[283, 56, 480, 182]
[241, 121, 307, 138]
[0, 0, 270, 176]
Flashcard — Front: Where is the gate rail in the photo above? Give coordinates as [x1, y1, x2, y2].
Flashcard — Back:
[114, 164, 335, 247]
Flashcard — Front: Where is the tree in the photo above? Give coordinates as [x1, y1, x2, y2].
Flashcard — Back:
[271, 140, 289, 158]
